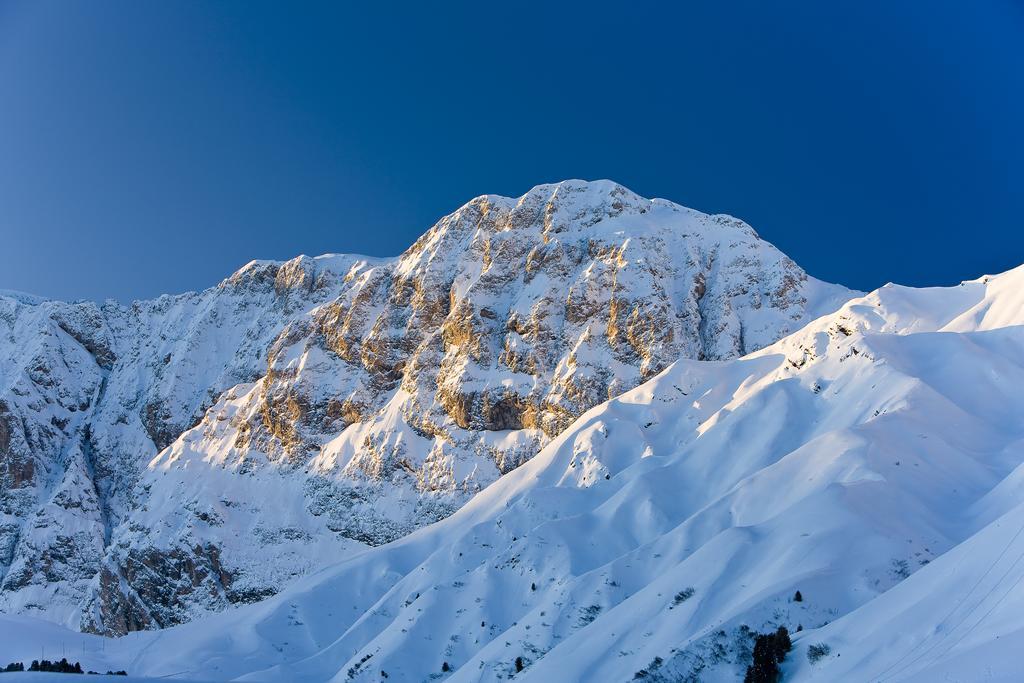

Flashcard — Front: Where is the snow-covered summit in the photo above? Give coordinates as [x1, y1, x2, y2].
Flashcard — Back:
[0, 180, 853, 635]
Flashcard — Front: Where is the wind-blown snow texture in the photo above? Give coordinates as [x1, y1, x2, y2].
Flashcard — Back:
[0, 180, 851, 637]
[6, 262, 1022, 682]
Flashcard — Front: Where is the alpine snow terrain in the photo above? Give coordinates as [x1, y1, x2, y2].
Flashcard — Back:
[0, 180, 852, 636]
[3, 262, 1022, 681]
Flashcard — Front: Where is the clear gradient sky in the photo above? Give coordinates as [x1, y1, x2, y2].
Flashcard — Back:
[1, 1, 1022, 302]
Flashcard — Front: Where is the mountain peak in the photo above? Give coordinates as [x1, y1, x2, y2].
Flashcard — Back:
[0, 183, 853, 636]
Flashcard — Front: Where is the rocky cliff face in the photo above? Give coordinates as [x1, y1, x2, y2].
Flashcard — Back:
[0, 256, 357, 629]
[0, 180, 852, 634]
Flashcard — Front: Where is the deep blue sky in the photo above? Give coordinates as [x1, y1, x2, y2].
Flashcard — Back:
[1, 1, 1022, 302]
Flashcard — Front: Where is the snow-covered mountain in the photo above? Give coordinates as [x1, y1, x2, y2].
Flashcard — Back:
[0, 180, 850, 636]
[2, 261, 1020, 682]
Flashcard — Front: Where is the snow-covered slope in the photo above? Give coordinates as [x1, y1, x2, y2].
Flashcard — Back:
[0, 180, 849, 635]
[784, 498, 1024, 682]
[46, 264, 1022, 682]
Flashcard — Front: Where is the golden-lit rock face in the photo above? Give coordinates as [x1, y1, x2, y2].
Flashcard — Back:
[0, 180, 852, 635]
[207, 180, 839, 504]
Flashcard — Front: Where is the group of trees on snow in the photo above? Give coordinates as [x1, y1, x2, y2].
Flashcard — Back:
[744, 626, 792, 683]
[0, 658, 127, 675]
[2, 659, 82, 674]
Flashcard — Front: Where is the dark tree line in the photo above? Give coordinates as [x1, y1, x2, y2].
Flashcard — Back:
[1, 658, 127, 675]
[30, 658, 81, 673]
